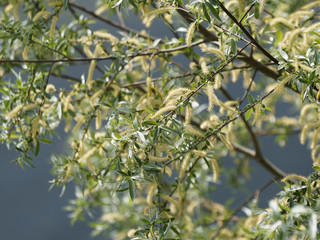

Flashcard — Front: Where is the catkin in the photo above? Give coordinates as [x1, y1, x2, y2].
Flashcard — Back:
[148, 155, 169, 162]
[95, 109, 101, 130]
[33, 10, 51, 21]
[143, 7, 176, 27]
[186, 22, 196, 46]
[200, 57, 209, 75]
[210, 158, 219, 183]
[214, 74, 222, 89]
[200, 44, 226, 60]
[282, 174, 308, 183]
[63, 163, 73, 183]
[269, 17, 294, 29]
[193, 150, 207, 157]
[259, 0, 266, 14]
[312, 129, 320, 149]
[305, 22, 320, 33]
[219, 133, 234, 150]
[185, 124, 206, 138]
[252, 103, 261, 125]
[161, 194, 179, 207]
[185, 105, 192, 124]
[163, 88, 191, 105]
[300, 123, 320, 144]
[147, 183, 157, 206]
[312, 145, 320, 162]
[93, 31, 118, 43]
[151, 105, 177, 119]
[179, 152, 191, 178]
[49, 15, 58, 37]
[3, 105, 23, 120]
[22, 45, 29, 60]
[207, 84, 214, 112]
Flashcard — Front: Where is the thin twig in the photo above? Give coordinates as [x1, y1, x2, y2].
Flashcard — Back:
[69, 2, 160, 41]
[0, 40, 205, 64]
[239, 3, 255, 24]
[216, 0, 279, 64]
[239, 69, 257, 105]
[212, 179, 275, 239]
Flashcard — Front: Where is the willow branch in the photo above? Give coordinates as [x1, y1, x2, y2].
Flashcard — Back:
[216, 0, 279, 64]
[176, 4, 281, 81]
[69, 2, 160, 41]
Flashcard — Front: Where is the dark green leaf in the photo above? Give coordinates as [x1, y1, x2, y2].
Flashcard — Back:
[133, 154, 142, 167]
[202, 3, 211, 23]
[22, 156, 35, 168]
[128, 0, 138, 8]
[35, 140, 40, 157]
[142, 120, 159, 126]
[205, 2, 221, 21]
[39, 138, 52, 144]
[128, 180, 134, 200]
[63, 0, 68, 10]
[247, 93, 255, 104]
[208, 0, 218, 6]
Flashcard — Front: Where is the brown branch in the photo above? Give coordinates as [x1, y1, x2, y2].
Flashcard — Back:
[0, 40, 205, 64]
[176, 4, 281, 81]
[216, 0, 279, 65]
[232, 143, 286, 179]
[239, 3, 255, 24]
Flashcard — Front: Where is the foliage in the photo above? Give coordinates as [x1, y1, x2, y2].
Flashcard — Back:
[1, 0, 320, 239]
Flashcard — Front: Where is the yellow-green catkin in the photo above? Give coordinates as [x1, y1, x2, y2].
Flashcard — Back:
[33, 10, 51, 21]
[143, 7, 176, 27]
[200, 57, 209, 75]
[300, 123, 320, 145]
[312, 129, 320, 149]
[193, 150, 207, 157]
[199, 44, 226, 60]
[269, 17, 294, 29]
[282, 174, 308, 183]
[312, 145, 320, 163]
[147, 183, 157, 206]
[185, 105, 192, 124]
[49, 15, 58, 37]
[207, 84, 214, 112]
[163, 88, 191, 105]
[210, 158, 219, 183]
[186, 22, 196, 46]
[219, 133, 234, 150]
[300, 104, 316, 123]
[151, 105, 177, 119]
[148, 155, 169, 162]
[185, 124, 206, 138]
[259, 0, 266, 14]
[179, 152, 191, 178]
[22, 45, 29, 60]
[95, 109, 101, 130]
[214, 74, 222, 89]
[252, 103, 262, 125]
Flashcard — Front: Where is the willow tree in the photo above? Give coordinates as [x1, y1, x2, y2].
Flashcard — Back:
[1, 0, 320, 239]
